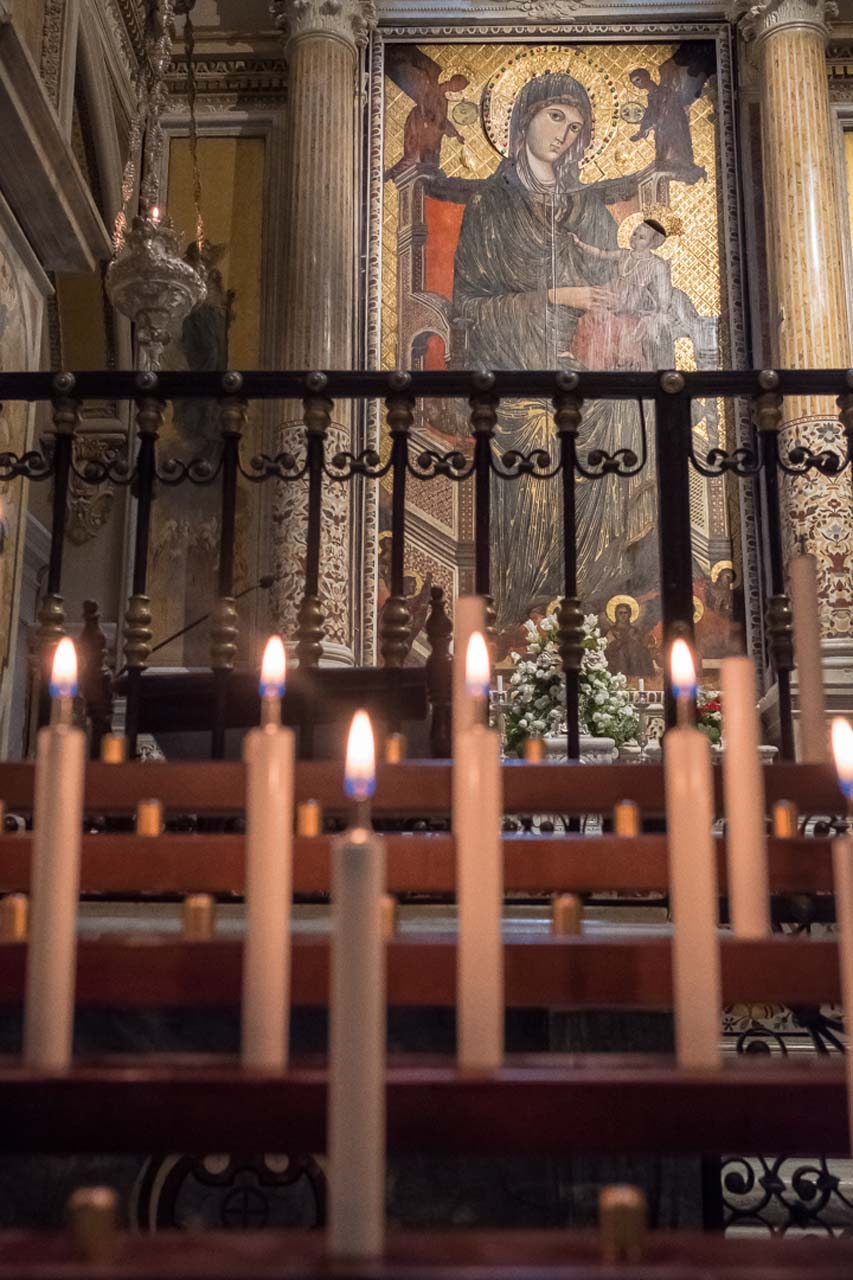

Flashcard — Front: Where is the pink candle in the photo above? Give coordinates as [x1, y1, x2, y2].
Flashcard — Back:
[241, 636, 295, 1072]
[24, 639, 86, 1070]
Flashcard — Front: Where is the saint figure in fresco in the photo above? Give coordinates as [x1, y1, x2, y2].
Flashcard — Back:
[602, 596, 657, 678]
[451, 71, 672, 629]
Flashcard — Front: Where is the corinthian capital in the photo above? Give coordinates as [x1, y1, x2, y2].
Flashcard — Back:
[728, 0, 838, 43]
[270, 0, 377, 49]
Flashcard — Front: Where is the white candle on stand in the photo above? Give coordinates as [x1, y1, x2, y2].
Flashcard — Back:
[452, 595, 487, 745]
[453, 631, 504, 1070]
[328, 709, 385, 1259]
[720, 655, 770, 937]
[241, 635, 295, 1072]
[831, 718, 853, 1152]
[23, 638, 86, 1070]
[790, 554, 828, 762]
[664, 639, 722, 1070]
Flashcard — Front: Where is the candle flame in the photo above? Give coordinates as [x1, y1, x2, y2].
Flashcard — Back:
[670, 638, 696, 699]
[465, 631, 491, 700]
[50, 637, 78, 699]
[259, 635, 286, 697]
[150, 206, 161, 223]
[344, 709, 375, 801]
[832, 717, 853, 799]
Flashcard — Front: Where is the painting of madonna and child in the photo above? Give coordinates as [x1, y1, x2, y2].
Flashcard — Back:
[380, 39, 743, 684]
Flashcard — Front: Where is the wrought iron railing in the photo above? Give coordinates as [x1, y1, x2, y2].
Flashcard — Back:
[2, 366, 852, 760]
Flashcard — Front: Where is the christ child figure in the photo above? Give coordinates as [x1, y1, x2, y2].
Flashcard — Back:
[567, 218, 674, 370]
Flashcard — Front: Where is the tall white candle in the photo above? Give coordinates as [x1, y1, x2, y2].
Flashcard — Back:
[241, 636, 295, 1072]
[452, 595, 487, 745]
[328, 709, 385, 1259]
[720, 655, 770, 938]
[23, 638, 86, 1070]
[453, 631, 504, 1070]
[790, 554, 828, 762]
[664, 640, 722, 1070]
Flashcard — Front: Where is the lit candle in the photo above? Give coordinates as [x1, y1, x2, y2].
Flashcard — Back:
[663, 640, 722, 1069]
[150, 205, 161, 224]
[831, 717, 853, 1152]
[23, 638, 86, 1070]
[241, 636, 295, 1072]
[720, 655, 770, 937]
[452, 595, 487, 745]
[789, 554, 828, 762]
[453, 631, 504, 1070]
[328, 709, 385, 1259]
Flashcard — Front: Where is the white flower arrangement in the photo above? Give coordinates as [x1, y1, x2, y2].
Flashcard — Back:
[502, 612, 640, 755]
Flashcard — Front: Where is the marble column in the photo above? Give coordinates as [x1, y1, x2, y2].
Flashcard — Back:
[733, 0, 853, 652]
[270, 0, 376, 666]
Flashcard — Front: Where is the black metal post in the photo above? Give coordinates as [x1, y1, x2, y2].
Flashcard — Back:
[379, 389, 413, 672]
[35, 375, 79, 730]
[469, 380, 499, 642]
[123, 380, 163, 757]
[655, 374, 696, 729]
[755, 381, 795, 760]
[209, 375, 246, 760]
[554, 381, 583, 761]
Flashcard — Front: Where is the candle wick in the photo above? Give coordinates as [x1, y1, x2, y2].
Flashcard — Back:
[675, 693, 694, 730]
[352, 799, 372, 831]
[260, 692, 282, 729]
[50, 695, 74, 728]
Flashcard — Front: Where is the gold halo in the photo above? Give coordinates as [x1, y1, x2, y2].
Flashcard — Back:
[693, 595, 705, 622]
[605, 594, 640, 624]
[481, 46, 620, 168]
[616, 209, 680, 260]
[710, 559, 739, 586]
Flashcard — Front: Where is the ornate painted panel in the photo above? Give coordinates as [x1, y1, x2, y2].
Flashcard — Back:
[368, 27, 749, 685]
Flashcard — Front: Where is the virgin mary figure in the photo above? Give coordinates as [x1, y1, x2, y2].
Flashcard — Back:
[452, 71, 654, 630]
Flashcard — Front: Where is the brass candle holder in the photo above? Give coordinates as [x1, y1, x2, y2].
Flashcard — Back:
[523, 737, 546, 763]
[135, 798, 163, 837]
[0, 892, 27, 942]
[100, 734, 127, 764]
[296, 799, 322, 837]
[772, 799, 799, 839]
[599, 1184, 647, 1265]
[384, 733, 406, 764]
[66, 1186, 119, 1264]
[551, 893, 582, 937]
[183, 893, 216, 941]
[614, 799, 641, 838]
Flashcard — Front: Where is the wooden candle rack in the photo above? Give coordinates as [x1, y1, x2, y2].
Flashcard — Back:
[0, 758, 845, 1273]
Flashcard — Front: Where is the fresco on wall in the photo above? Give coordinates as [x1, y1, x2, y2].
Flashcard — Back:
[379, 39, 742, 681]
[0, 250, 30, 672]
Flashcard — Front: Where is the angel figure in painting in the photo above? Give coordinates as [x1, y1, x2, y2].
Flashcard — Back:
[385, 46, 470, 177]
[627, 45, 716, 184]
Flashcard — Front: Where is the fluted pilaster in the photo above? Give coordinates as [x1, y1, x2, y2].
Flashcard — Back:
[733, 0, 853, 637]
[270, 0, 376, 662]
